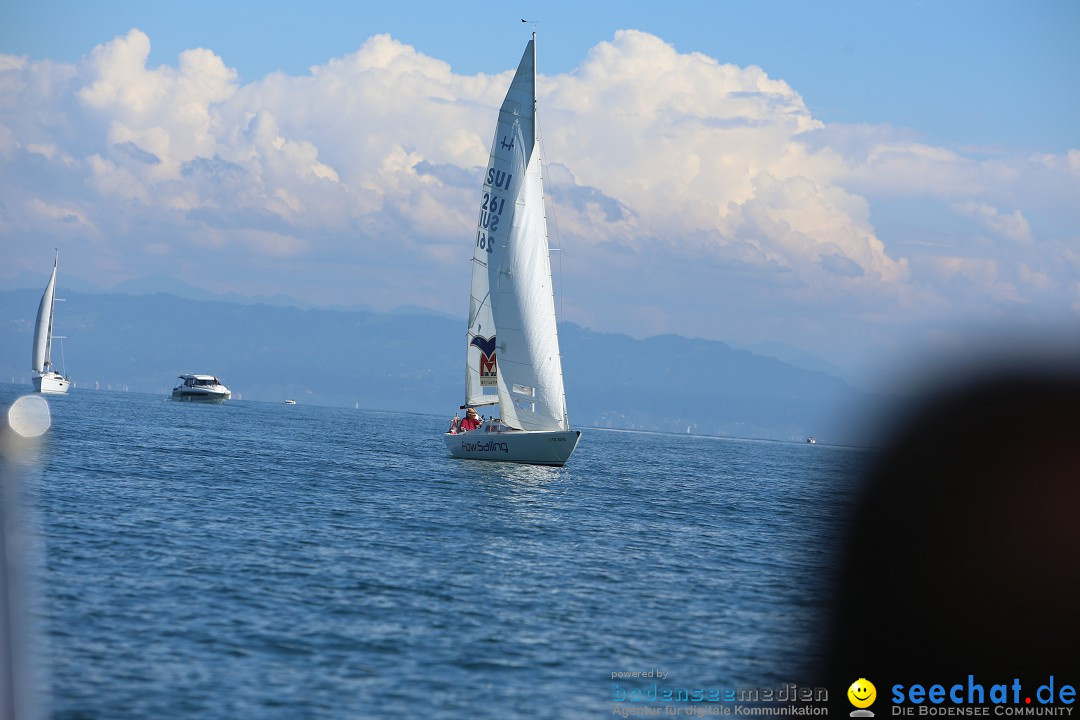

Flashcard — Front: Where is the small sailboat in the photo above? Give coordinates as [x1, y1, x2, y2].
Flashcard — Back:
[443, 33, 581, 467]
[31, 252, 71, 394]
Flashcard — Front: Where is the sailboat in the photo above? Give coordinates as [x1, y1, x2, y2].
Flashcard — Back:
[443, 33, 581, 467]
[31, 252, 71, 394]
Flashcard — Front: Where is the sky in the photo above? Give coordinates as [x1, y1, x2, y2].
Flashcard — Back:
[2, 1, 1079, 389]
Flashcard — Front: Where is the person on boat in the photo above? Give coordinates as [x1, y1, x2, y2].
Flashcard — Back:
[448, 413, 460, 433]
[458, 407, 483, 432]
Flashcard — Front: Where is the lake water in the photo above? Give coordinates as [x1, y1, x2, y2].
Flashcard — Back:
[1, 385, 869, 718]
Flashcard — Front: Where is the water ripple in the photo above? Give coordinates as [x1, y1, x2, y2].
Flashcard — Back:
[1, 386, 868, 719]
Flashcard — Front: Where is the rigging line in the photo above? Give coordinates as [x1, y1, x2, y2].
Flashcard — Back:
[467, 290, 492, 328]
[536, 108, 565, 323]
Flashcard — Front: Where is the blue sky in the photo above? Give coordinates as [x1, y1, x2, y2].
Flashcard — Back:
[2, 1, 1079, 389]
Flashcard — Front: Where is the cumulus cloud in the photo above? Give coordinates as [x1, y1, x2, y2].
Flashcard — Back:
[1032, 148, 1080, 175]
[79, 29, 237, 174]
[1018, 263, 1053, 293]
[952, 201, 1033, 244]
[1, 28, 1078, 373]
[535, 30, 912, 302]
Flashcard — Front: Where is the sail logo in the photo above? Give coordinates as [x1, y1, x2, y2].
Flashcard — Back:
[471, 335, 497, 386]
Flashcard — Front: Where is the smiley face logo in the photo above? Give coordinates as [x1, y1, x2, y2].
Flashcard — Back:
[848, 678, 876, 709]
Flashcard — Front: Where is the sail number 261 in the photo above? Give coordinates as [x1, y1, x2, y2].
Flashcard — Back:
[476, 192, 506, 253]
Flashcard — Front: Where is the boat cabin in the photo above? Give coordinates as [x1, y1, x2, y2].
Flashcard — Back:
[179, 374, 222, 387]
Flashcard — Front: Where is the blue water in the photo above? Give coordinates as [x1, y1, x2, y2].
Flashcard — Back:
[1, 385, 868, 718]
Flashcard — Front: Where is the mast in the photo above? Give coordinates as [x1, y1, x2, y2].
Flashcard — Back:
[532, 32, 537, 143]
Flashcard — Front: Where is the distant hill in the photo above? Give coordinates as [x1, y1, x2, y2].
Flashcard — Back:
[0, 290, 877, 444]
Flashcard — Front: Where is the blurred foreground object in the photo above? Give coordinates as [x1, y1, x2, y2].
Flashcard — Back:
[1, 395, 51, 720]
[826, 362, 1080, 680]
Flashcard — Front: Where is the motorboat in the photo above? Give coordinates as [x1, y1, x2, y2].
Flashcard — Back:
[171, 374, 231, 403]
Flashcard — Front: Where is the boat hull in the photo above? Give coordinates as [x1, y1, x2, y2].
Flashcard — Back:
[443, 428, 581, 466]
[32, 371, 70, 394]
[171, 389, 230, 403]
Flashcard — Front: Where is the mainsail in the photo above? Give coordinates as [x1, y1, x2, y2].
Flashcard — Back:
[32, 257, 57, 374]
[462, 36, 568, 432]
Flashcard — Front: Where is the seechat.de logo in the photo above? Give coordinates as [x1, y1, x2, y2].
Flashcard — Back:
[848, 678, 877, 717]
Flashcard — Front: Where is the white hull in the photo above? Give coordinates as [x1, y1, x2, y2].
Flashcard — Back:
[444, 428, 581, 466]
[33, 371, 70, 394]
[171, 388, 231, 403]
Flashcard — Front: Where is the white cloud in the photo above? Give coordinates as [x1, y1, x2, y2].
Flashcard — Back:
[534, 31, 912, 299]
[1018, 263, 1053, 292]
[1, 29, 1078, 374]
[79, 29, 237, 174]
[952, 201, 1033, 244]
[26, 197, 96, 231]
[918, 256, 1022, 304]
[1032, 148, 1080, 175]
[0, 124, 15, 159]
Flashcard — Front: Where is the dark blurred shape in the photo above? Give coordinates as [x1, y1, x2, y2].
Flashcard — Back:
[823, 362, 1080, 685]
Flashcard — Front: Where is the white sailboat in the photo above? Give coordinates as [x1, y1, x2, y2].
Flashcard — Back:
[443, 33, 581, 467]
[31, 252, 71, 394]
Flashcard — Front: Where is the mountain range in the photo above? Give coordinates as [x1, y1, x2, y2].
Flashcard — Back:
[1, 288, 880, 444]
